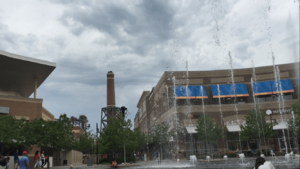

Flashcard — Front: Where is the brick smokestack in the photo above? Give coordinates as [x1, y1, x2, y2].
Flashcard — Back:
[107, 71, 115, 107]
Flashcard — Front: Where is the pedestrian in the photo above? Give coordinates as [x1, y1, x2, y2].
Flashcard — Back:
[14, 149, 19, 169]
[0, 154, 7, 167]
[5, 157, 10, 169]
[254, 157, 274, 169]
[111, 159, 117, 168]
[33, 151, 40, 168]
[155, 151, 158, 161]
[144, 153, 147, 161]
[18, 151, 30, 169]
[41, 153, 48, 168]
[40, 151, 45, 168]
[69, 165, 73, 169]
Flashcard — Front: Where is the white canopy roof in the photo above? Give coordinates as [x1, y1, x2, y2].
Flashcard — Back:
[186, 126, 197, 134]
[273, 122, 288, 130]
[226, 125, 241, 132]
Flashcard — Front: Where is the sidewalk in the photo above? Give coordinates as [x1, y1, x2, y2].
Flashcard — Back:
[52, 164, 111, 169]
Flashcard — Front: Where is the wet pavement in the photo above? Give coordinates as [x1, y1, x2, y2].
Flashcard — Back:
[51, 156, 300, 169]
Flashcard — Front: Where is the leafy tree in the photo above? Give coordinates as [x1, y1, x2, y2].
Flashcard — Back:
[240, 107, 277, 153]
[147, 124, 174, 161]
[75, 132, 95, 154]
[98, 113, 145, 163]
[288, 99, 300, 152]
[195, 114, 223, 158]
[0, 115, 26, 154]
[24, 114, 76, 151]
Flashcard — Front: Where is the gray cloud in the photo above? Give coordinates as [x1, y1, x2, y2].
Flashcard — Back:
[0, 0, 298, 131]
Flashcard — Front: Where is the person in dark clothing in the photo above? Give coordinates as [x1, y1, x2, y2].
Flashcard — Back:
[14, 149, 19, 169]
[0, 154, 7, 167]
[254, 157, 266, 169]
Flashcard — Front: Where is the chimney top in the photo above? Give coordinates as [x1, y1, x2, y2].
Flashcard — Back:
[108, 71, 113, 73]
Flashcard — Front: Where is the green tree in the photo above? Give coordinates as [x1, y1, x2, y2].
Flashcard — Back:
[288, 99, 300, 151]
[75, 132, 95, 154]
[147, 124, 174, 161]
[240, 107, 277, 153]
[195, 114, 223, 158]
[25, 114, 76, 151]
[98, 113, 145, 162]
[0, 115, 27, 154]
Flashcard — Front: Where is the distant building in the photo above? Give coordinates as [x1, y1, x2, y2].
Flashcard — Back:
[135, 62, 299, 160]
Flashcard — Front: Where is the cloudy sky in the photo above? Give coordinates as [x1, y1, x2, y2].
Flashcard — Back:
[0, 0, 299, 131]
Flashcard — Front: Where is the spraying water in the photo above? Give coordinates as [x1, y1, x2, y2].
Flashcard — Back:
[217, 84, 226, 153]
[228, 52, 241, 150]
[200, 86, 208, 156]
[291, 111, 299, 153]
[250, 78, 263, 153]
[272, 55, 288, 154]
[172, 76, 179, 160]
[251, 61, 268, 153]
[166, 85, 169, 111]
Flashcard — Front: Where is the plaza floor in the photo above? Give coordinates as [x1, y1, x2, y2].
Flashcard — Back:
[51, 156, 300, 169]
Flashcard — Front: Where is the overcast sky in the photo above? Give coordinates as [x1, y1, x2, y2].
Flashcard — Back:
[0, 0, 299, 131]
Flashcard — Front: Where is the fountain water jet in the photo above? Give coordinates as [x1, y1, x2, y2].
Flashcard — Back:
[228, 52, 242, 151]
[217, 84, 227, 154]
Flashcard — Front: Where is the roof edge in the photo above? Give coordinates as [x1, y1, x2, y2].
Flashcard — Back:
[0, 50, 56, 67]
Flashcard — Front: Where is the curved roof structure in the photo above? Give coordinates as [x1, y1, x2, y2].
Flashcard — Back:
[0, 50, 56, 97]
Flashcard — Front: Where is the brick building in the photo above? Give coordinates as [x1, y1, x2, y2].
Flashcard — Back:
[135, 62, 300, 160]
[0, 50, 57, 166]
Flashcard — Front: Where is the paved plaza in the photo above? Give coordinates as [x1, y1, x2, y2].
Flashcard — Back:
[50, 156, 300, 169]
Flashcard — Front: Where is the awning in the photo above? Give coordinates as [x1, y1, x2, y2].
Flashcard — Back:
[226, 125, 241, 132]
[175, 86, 208, 99]
[273, 122, 288, 130]
[186, 126, 197, 134]
[211, 84, 249, 98]
[253, 79, 294, 96]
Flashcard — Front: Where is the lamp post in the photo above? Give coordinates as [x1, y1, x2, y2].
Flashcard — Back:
[266, 110, 276, 151]
[147, 143, 149, 161]
[96, 123, 99, 165]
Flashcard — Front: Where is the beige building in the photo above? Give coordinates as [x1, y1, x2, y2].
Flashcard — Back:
[135, 62, 299, 159]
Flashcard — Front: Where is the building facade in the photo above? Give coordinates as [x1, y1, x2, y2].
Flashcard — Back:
[135, 62, 299, 159]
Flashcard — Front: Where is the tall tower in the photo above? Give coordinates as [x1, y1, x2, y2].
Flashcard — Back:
[100, 71, 119, 132]
[107, 71, 115, 107]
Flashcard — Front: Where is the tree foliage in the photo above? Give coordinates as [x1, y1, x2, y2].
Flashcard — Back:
[240, 107, 277, 141]
[75, 132, 95, 154]
[98, 113, 145, 156]
[288, 99, 300, 136]
[0, 114, 76, 152]
[147, 124, 174, 147]
[195, 114, 224, 145]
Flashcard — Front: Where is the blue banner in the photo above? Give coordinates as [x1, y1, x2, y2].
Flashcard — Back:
[211, 83, 249, 98]
[175, 86, 208, 99]
[253, 79, 294, 96]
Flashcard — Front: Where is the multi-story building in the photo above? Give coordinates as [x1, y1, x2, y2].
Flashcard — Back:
[135, 62, 299, 160]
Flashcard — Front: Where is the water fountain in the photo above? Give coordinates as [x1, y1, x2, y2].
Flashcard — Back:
[217, 84, 227, 154]
[189, 155, 197, 165]
[200, 86, 209, 161]
[172, 76, 180, 162]
[228, 52, 242, 152]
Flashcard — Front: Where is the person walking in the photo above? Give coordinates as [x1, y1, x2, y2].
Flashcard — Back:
[33, 151, 40, 168]
[40, 151, 45, 168]
[41, 153, 48, 168]
[4, 157, 10, 169]
[14, 149, 19, 169]
[18, 151, 30, 169]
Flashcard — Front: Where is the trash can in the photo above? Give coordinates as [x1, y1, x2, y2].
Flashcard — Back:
[87, 157, 93, 166]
